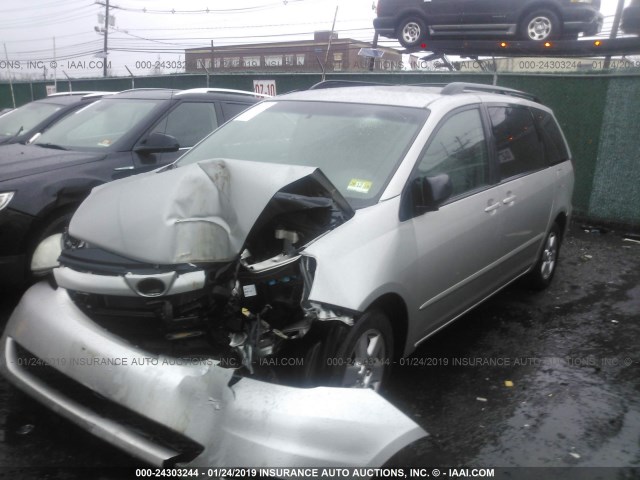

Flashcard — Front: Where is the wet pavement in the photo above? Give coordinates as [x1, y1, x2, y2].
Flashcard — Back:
[0, 224, 638, 479]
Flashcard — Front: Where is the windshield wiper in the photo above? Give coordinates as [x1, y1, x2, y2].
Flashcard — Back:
[36, 142, 68, 151]
[7, 126, 23, 142]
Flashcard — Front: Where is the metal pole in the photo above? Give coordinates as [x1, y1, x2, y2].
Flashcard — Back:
[369, 32, 379, 72]
[53, 36, 57, 88]
[125, 65, 135, 89]
[604, 0, 625, 70]
[210, 40, 214, 74]
[63, 71, 72, 93]
[103, 0, 110, 77]
[322, 5, 339, 82]
[3, 44, 16, 108]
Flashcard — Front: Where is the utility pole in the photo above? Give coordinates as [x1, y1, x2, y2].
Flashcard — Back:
[103, 0, 110, 77]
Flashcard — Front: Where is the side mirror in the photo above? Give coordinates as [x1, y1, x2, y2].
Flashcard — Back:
[412, 173, 453, 215]
[134, 132, 179, 154]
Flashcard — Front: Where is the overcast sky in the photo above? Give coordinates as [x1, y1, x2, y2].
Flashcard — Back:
[0, 0, 632, 79]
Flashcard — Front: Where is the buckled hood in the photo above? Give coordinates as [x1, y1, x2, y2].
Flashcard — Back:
[69, 158, 353, 265]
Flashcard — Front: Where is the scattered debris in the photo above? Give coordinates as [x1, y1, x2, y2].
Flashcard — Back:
[611, 319, 619, 324]
[504, 380, 514, 387]
[623, 238, 640, 245]
[476, 397, 488, 402]
[523, 424, 531, 428]
[569, 452, 581, 459]
[583, 254, 593, 260]
[581, 225, 609, 234]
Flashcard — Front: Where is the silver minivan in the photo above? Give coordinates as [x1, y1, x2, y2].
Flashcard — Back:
[1, 82, 574, 469]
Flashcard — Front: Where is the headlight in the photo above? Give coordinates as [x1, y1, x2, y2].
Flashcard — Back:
[0, 192, 15, 211]
[31, 233, 64, 275]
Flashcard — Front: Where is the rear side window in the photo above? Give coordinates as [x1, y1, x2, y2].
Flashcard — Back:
[532, 108, 570, 165]
[221, 102, 251, 120]
[151, 102, 218, 148]
[488, 106, 546, 180]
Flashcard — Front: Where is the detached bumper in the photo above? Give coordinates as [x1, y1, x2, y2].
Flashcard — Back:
[0, 282, 426, 469]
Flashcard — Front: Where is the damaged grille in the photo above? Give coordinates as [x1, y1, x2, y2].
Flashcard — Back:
[13, 341, 204, 464]
[68, 288, 234, 359]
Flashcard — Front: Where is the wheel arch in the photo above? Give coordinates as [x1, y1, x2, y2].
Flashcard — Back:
[553, 210, 568, 241]
[519, 2, 564, 23]
[395, 9, 429, 34]
[366, 293, 409, 360]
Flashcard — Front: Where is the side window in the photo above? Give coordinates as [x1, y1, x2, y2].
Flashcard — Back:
[488, 106, 546, 180]
[532, 108, 570, 165]
[151, 102, 218, 148]
[417, 108, 490, 198]
[221, 102, 251, 120]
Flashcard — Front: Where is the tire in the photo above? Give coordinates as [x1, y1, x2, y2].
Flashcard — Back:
[525, 223, 561, 290]
[28, 211, 73, 278]
[329, 310, 394, 391]
[397, 17, 427, 49]
[519, 10, 561, 41]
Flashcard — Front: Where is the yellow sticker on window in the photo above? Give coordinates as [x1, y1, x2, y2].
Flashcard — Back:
[347, 179, 372, 194]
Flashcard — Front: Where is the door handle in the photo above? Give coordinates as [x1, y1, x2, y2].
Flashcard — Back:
[114, 166, 135, 171]
[503, 195, 517, 204]
[484, 201, 501, 213]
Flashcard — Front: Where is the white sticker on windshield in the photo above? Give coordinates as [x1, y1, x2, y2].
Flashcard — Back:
[234, 101, 276, 122]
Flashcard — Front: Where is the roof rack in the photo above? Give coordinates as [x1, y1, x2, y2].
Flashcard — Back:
[47, 91, 112, 97]
[179, 88, 270, 98]
[440, 82, 540, 103]
[306, 80, 540, 103]
[308, 80, 393, 90]
[117, 88, 178, 94]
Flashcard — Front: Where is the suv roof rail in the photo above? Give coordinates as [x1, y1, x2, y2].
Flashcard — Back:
[117, 88, 178, 94]
[47, 91, 112, 97]
[440, 82, 540, 103]
[179, 88, 270, 98]
[309, 80, 393, 90]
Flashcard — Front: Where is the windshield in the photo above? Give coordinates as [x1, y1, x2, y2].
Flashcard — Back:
[178, 100, 428, 208]
[0, 102, 61, 137]
[34, 98, 164, 151]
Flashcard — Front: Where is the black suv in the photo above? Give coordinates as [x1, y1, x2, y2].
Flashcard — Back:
[0, 92, 110, 146]
[0, 88, 261, 284]
[374, 0, 604, 48]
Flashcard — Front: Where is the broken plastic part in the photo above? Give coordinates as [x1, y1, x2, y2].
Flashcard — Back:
[306, 302, 355, 326]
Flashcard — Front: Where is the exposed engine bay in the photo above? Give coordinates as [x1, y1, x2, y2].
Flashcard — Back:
[56, 161, 357, 384]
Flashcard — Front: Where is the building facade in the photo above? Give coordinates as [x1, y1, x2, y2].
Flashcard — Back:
[185, 31, 405, 73]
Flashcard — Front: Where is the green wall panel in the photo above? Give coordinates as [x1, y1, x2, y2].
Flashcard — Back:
[588, 77, 640, 225]
[1, 72, 638, 227]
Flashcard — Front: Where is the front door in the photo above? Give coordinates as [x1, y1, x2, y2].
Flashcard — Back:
[407, 106, 504, 342]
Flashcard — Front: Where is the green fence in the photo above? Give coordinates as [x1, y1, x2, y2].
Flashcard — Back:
[1, 72, 639, 227]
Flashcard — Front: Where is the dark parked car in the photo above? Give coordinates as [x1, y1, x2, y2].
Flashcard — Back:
[374, 0, 604, 48]
[0, 88, 261, 284]
[0, 92, 110, 146]
[622, 0, 640, 35]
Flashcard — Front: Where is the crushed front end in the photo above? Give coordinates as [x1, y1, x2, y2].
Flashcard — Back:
[0, 158, 427, 468]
